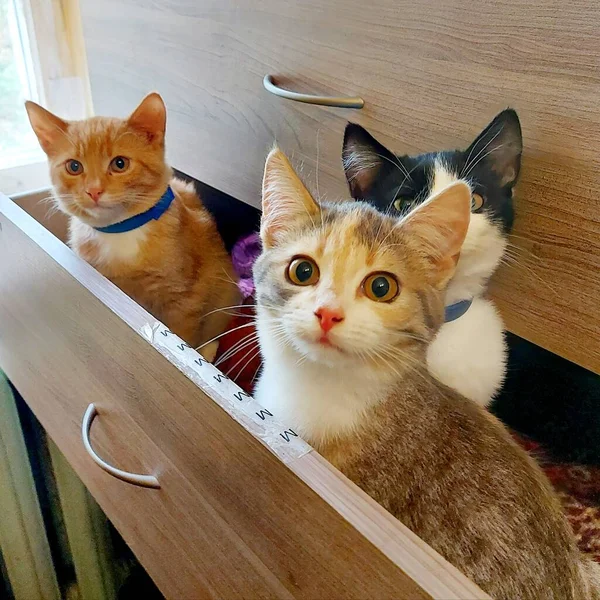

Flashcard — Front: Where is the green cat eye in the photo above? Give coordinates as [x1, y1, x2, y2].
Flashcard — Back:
[393, 197, 414, 212]
[65, 159, 83, 175]
[363, 272, 399, 303]
[287, 257, 319, 286]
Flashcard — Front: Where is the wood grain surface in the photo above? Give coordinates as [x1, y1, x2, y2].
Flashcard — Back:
[80, 0, 600, 371]
[0, 194, 487, 599]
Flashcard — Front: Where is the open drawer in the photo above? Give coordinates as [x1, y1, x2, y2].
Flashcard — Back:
[0, 191, 488, 598]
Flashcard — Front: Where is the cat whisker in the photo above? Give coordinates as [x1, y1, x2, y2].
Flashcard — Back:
[396, 330, 429, 344]
[315, 127, 323, 206]
[220, 267, 240, 288]
[376, 218, 402, 249]
[499, 256, 556, 296]
[214, 332, 259, 367]
[213, 276, 239, 286]
[461, 124, 504, 179]
[379, 343, 422, 366]
[374, 197, 399, 243]
[50, 123, 78, 147]
[463, 143, 508, 180]
[256, 303, 285, 314]
[295, 353, 308, 367]
[377, 345, 430, 386]
[504, 240, 546, 265]
[268, 324, 289, 344]
[43, 203, 61, 221]
[199, 304, 257, 321]
[389, 172, 411, 214]
[233, 348, 263, 381]
[370, 349, 405, 381]
[195, 322, 255, 351]
[226, 345, 260, 379]
[220, 311, 255, 319]
[217, 332, 260, 363]
[506, 232, 535, 244]
[36, 194, 61, 219]
[374, 152, 413, 184]
[388, 161, 422, 218]
[250, 360, 263, 387]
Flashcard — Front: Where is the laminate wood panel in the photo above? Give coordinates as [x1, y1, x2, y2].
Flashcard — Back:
[0, 195, 486, 599]
[80, 0, 600, 371]
[11, 189, 68, 242]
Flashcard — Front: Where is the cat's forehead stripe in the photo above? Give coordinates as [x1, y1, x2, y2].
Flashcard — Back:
[432, 159, 459, 196]
[68, 118, 129, 158]
[327, 216, 359, 289]
[316, 208, 397, 280]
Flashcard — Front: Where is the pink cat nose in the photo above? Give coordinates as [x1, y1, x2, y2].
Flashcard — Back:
[315, 307, 345, 333]
[85, 187, 104, 203]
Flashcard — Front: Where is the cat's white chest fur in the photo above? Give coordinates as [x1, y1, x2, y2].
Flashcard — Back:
[427, 296, 506, 406]
[426, 162, 508, 406]
[255, 336, 388, 444]
[71, 220, 147, 266]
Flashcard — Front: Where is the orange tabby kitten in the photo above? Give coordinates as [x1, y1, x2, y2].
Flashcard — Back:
[25, 94, 239, 359]
[254, 149, 600, 599]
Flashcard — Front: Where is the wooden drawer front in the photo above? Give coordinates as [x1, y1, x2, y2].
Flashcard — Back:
[0, 196, 486, 599]
[81, 0, 600, 372]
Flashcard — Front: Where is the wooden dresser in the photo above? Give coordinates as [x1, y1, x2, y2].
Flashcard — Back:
[80, 0, 600, 373]
[1, 1, 598, 598]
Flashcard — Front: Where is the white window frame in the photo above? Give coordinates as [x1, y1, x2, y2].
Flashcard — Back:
[1, 0, 92, 195]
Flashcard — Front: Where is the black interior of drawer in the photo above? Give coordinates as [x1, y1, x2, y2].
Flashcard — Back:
[492, 333, 600, 465]
[174, 169, 260, 252]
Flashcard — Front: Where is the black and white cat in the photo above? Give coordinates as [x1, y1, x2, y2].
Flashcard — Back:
[342, 111, 522, 406]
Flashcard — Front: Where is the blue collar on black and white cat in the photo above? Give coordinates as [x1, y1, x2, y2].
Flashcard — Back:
[94, 186, 175, 234]
[444, 299, 473, 323]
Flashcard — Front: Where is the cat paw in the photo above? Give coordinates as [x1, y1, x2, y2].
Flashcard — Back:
[200, 341, 219, 363]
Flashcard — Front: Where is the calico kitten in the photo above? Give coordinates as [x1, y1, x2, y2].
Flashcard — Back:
[342, 111, 522, 405]
[25, 94, 239, 359]
[253, 148, 600, 600]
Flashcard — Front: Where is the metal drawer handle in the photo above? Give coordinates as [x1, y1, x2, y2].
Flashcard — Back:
[263, 74, 364, 109]
[82, 403, 160, 489]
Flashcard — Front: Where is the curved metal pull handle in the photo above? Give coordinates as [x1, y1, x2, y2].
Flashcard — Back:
[263, 74, 364, 109]
[82, 404, 160, 489]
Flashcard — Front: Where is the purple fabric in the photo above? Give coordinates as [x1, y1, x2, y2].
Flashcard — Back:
[231, 232, 262, 297]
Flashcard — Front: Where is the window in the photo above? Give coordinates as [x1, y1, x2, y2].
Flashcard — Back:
[0, 0, 43, 170]
[0, 0, 91, 195]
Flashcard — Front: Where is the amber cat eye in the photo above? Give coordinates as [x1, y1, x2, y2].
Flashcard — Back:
[110, 156, 130, 173]
[287, 257, 320, 286]
[65, 159, 83, 175]
[363, 272, 399, 302]
[471, 192, 485, 212]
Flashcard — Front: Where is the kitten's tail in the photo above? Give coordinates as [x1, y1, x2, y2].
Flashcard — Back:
[580, 558, 600, 599]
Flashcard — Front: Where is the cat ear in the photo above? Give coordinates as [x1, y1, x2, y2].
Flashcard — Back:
[128, 93, 166, 143]
[342, 123, 398, 199]
[465, 109, 522, 187]
[401, 181, 471, 287]
[261, 147, 320, 248]
[25, 101, 69, 155]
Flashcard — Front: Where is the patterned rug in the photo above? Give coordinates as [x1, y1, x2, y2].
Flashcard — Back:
[216, 304, 600, 563]
[514, 433, 600, 562]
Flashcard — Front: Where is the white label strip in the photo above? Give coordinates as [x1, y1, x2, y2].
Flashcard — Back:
[140, 321, 312, 463]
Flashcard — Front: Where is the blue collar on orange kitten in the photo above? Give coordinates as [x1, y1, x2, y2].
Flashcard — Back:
[94, 186, 175, 234]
